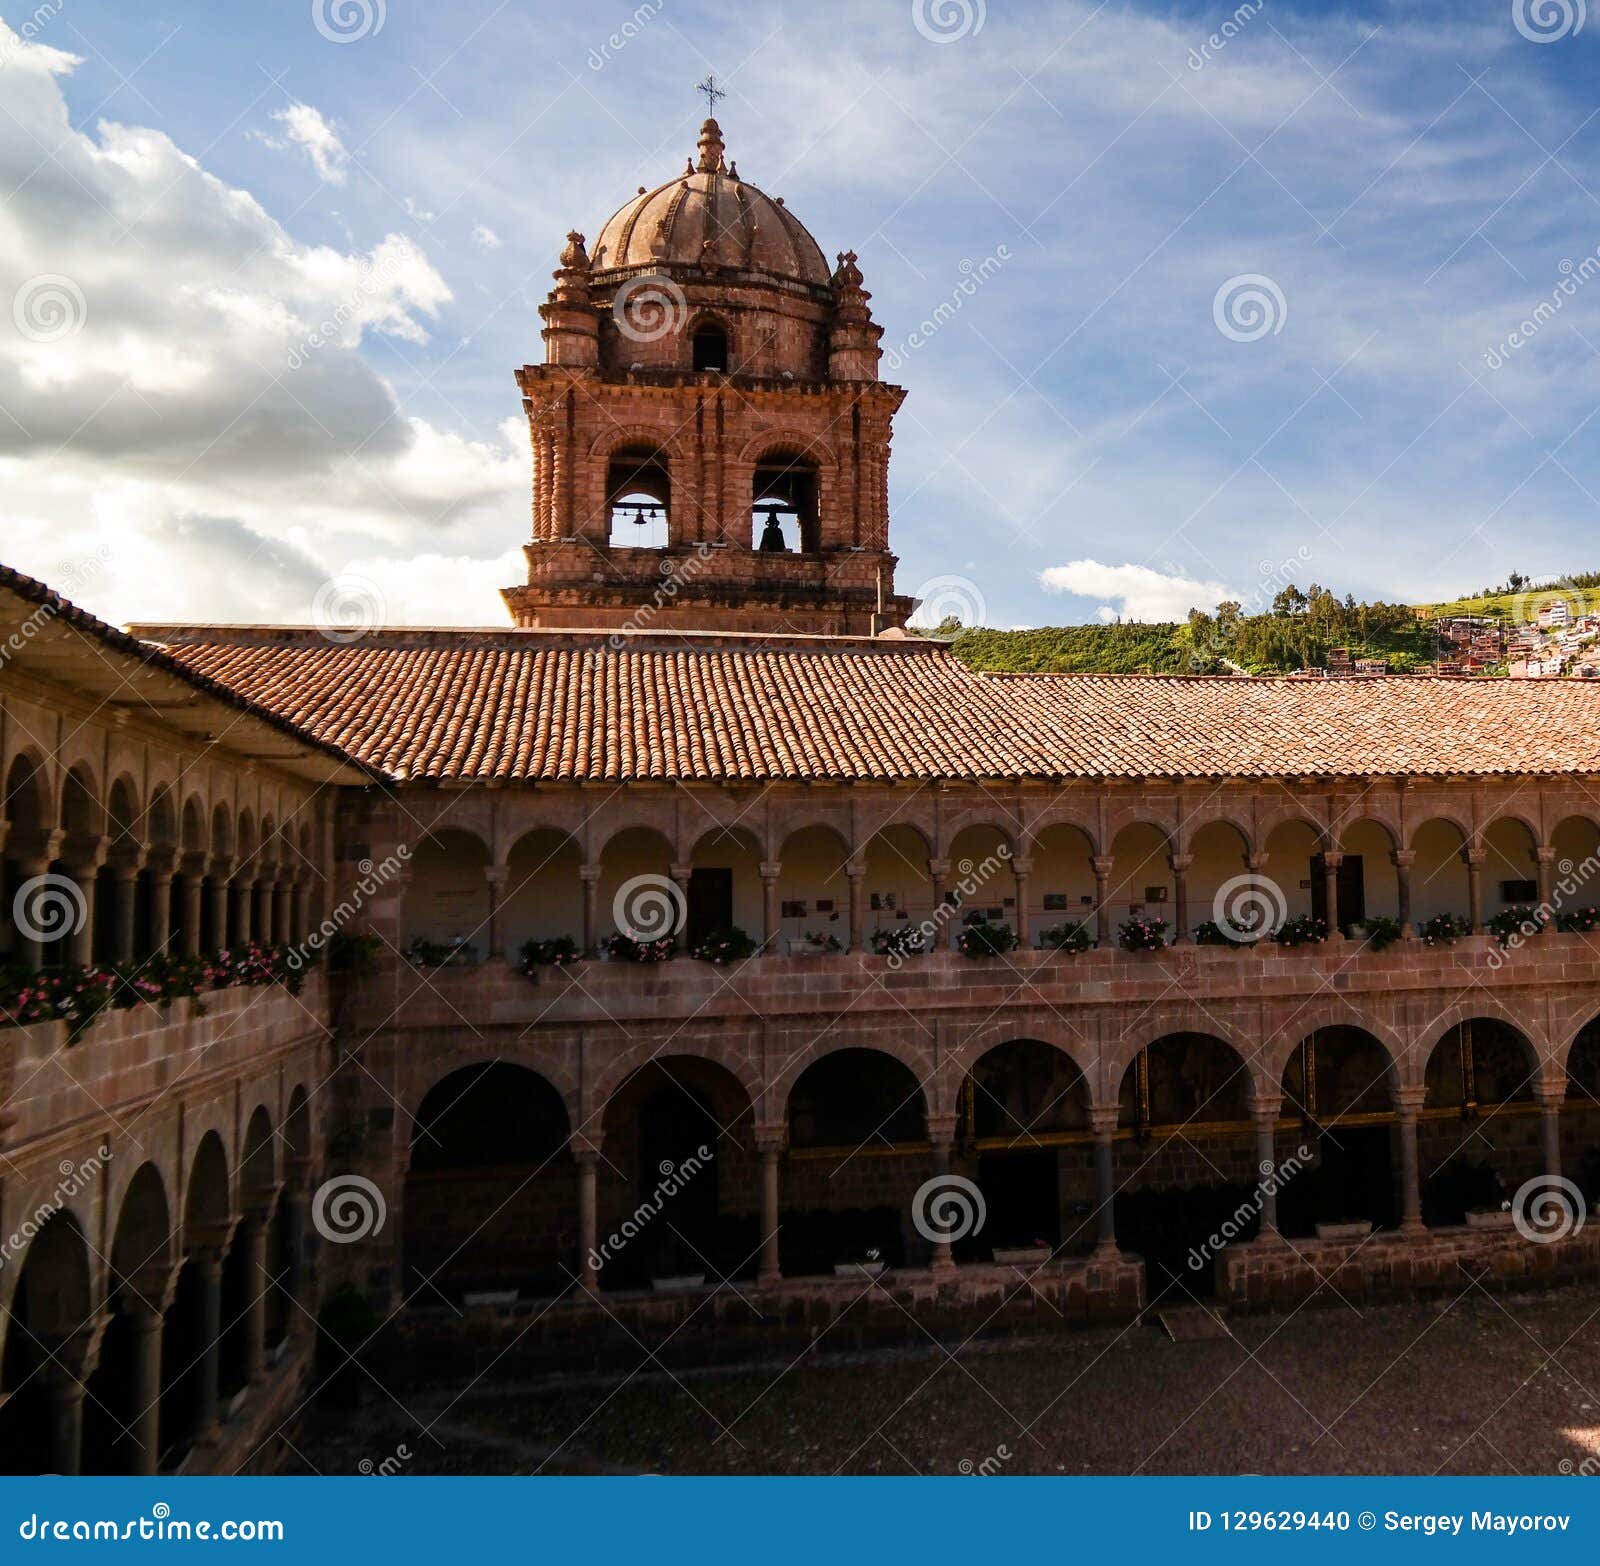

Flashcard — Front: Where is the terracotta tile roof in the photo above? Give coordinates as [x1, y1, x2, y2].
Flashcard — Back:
[134, 627, 1600, 784]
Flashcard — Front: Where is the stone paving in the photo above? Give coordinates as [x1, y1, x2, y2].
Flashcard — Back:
[295, 1285, 1600, 1476]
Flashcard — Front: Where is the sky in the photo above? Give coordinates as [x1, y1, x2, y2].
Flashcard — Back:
[2, 0, 1600, 632]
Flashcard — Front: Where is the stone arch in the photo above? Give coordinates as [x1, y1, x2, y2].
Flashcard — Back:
[1255, 801, 1328, 849]
[736, 429, 838, 468]
[945, 1021, 1096, 1111]
[208, 801, 232, 860]
[239, 1105, 276, 1208]
[180, 794, 206, 854]
[588, 1043, 763, 1130]
[284, 1084, 313, 1168]
[963, 1036, 1092, 1140]
[183, 1130, 232, 1243]
[503, 824, 583, 954]
[60, 760, 102, 848]
[147, 786, 177, 849]
[1414, 1000, 1547, 1073]
[3, 746, 52, 841]
[406, 827, 491, 955]
[774, 1038, 934, 1138]
[404, 1048, 580, 1137]
[774, 821, 851, 951]
[1023, 803, 1101, 857]
[586, 424, 687, 462]
[1262, 1004, 1406, 1089]
[1117, 1030, 1255, 1128]
[109, 1162, 174, 1306]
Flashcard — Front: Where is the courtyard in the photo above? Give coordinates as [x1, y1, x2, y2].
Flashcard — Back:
[294, 1285, 1600, 1477]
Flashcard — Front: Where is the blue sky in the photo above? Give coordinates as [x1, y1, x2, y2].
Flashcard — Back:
[3, 0, 1600, 629]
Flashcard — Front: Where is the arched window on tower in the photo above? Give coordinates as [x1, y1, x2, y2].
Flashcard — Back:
[606, 445, 670, 548]
[751, 453, 820, 553]
[692, 320, 730, 372]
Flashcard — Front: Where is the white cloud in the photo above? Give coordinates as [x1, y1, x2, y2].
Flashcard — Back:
[270, 102, 349, 185]
[471, 224, 502, 250]
[0, 20, 524, 628]
[1039, 561, 1236, 624]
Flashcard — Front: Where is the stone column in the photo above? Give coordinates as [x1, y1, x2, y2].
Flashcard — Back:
[127, 1296, 165, 1476]
[231, 879, 254, 945]
[1534, 1079, 1565, 1178]
[1320, 849, 1343, 940]
[1092, 856, 1114, 948]
[11, 855, 50, 969]
[1392, 850, 1415, 939]
[927, 1125, 958, 1273]
[180, 869, 205, 957]
[1168, 853, 1192, 944]
[669, 862, 694, 949]
[756, 1132, 783, 1285]
[1536, 846, 1556, 935]
[147, 869, 173, 955]
[1011, 856, 1032, 948]
[1253, 1094, 1283, 1239]
[1393, 1086, 1426, 1234]
[206, 862, 232, 950]
[291, 882, 310, 946]
[575, 1146, 601, 1294]
[272, 882, 291, 945]
[241, 1210, 272, 1384]
[1465, 848, 1485, 935]
[579, 865, 602, 954]
[63, 859, 99, 966]
[192, 1244, 225, 1444]
[928, 857, 950, 947]
[111, 865, 140, 963]
[484, 866, 507, 960]
[41, 1361, 89, 1476]
[1090, 1105, 1119, 1252]
[846, 862, 866, 954]
[759, 862, 781, 953]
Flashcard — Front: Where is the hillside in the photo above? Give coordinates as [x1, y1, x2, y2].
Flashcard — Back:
[940, 572, 1599, 677]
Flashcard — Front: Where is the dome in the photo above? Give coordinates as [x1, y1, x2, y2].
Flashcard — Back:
[591, 119, 831, 290]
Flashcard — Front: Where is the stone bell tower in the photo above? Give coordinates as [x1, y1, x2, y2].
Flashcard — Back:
[502, 113, 913, 638]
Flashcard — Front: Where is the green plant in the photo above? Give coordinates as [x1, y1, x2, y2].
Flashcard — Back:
[519, 935, 581, 972]
[957, 919, 1019, 957]
[871, 926, 925, 957]
[690, 926, 758, 964]
[603, 931, 675, 962]
[1273, 914, 1328, 948]
[1117, 917, 1168, 952]
[1486, 905, 1547, 946]
[1558, 905, 1600, 933]
[802, 929, 842, 952]
[328, 929, 382, 975]
[1359, 915, 1404, 950]
[1038, 921, 1093, 953]
[1192, 919, 1252, 948]
[1418, 912, 1470, 947]
[404, 936, 478, 968]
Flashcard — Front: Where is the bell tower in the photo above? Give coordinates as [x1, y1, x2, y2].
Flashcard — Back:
[502, 114, 913, 638]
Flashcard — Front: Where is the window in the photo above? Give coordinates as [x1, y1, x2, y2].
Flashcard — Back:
[751, 454, 820, 552]
[692, 323, 729, 372]
[1501, 878, 1537, 903]
[606, 446, 670, 547]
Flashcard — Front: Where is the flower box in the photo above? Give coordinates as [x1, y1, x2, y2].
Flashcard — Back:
[1465, 1208, 1514, 1231]
[1314, 1220, 1372, 1241]
[834, 1261, 885, 1279]
[993, 1246, 1051, 1265]
[462, 1289, 518, 1308]
[650, 1274, 707, 1293]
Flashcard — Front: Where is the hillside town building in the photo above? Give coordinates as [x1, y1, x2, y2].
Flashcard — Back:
[7, 117, 1600, 1475]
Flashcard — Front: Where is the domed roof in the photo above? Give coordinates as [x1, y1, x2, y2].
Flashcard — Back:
[591, 119, 831, 290]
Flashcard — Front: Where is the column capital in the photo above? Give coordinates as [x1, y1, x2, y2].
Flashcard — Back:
[1535, 845, 1557, 864]
[1010, 856, 1034, 876]
[1320, 849, 1344, 869]
[926, 1114, 958, 1149]
[1250, 1093, 1284, 1122]
[758, 861, 782, 880]
[1247, 852, 1271, 871]
[1167, 853, 1193, 872]
[1463, 847, 1487, 866]
[753, 1126, 786, 1155]
[669, 862, 693, 883]
[1531, 1077, 1567, 1110]
[1089, 1104, 1119, 1136]
[570, 1133, 604, 1162]
[1391, 850, 1415, 868]
[483, 865, 508, 888]
[1391, 1083, 1427, 1116]
[1091, 855, 1115, 876]
[578, 863, 603, 883]
[845, 860, 867, 880]
[928, 857, 951, 878]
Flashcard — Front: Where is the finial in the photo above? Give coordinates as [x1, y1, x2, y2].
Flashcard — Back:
[727, 160, 738, 181]
[559, 231, 590, 270]
[696, 116, 725, 174]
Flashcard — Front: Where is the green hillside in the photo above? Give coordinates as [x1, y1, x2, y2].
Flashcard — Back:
[937, 571, 1597, 677]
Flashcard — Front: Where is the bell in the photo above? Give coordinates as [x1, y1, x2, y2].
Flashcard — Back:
[632, 506, 647, 527]
[757, 508, 788, 553]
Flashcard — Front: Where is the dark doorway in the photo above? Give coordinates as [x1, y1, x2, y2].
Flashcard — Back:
[1116, 1181, 1257, 1303]
[632, 1087, 720, 1285]
[1311, 853, 1365, 932]
[1280, 1124, 1394, 1235]
[692, 323, 728, 371]
[972, 1149, 1059, 1259]
[687, 867, 733, 947]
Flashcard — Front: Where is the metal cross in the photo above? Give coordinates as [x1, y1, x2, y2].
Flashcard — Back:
[695, 74, 725, 116]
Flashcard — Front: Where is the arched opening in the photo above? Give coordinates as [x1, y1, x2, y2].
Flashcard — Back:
[502, 828, 583, 961]
[164, 1131, 230, 1463]
[1262, 818, 1322, 925]
[59, 763, 101, 963]
[776, 824, 849, 952]
[1565, 1016, 1600, 1205]
[751, 451, 819, 553]
[273, 1086, 313, 1341]
[1106, 821, 1171, 938]
[1337, 818, 1399, 930]
[783, 1049, 928, 1273]
[105, 774, 144, 962]
[686, 826, 762, 951]
[0, 1211, 94, 1474]
[1186, 820, 1251, 940]
[598, 1057, 754, 1289]
[404, 1063, 574, 1302]
[598, 826, 678, 951]
[860, 825, 933, 950]
[1278, 1027, 1396, 1236]
[1115, 1033, 1253, 1299]
[87, 1163, 173, 1474]
[405, 829, 489, 963]
[691, 319, 729, 372]
[960, 1040, 1089, 1258]
[607, 445, 670, 548]
[204, 802, 232, 950]
[1410, 818, 1470, 927]
[1, 752, 51, 963]
[1026, 823, 1096, 946]
[945, 822, 1014, 951]
[1551, 816, 1600, 915]
[1483, 817, 1540, 918]
[218, 1108, 275, 1398]
[1421, 1018, 1539, 1224]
